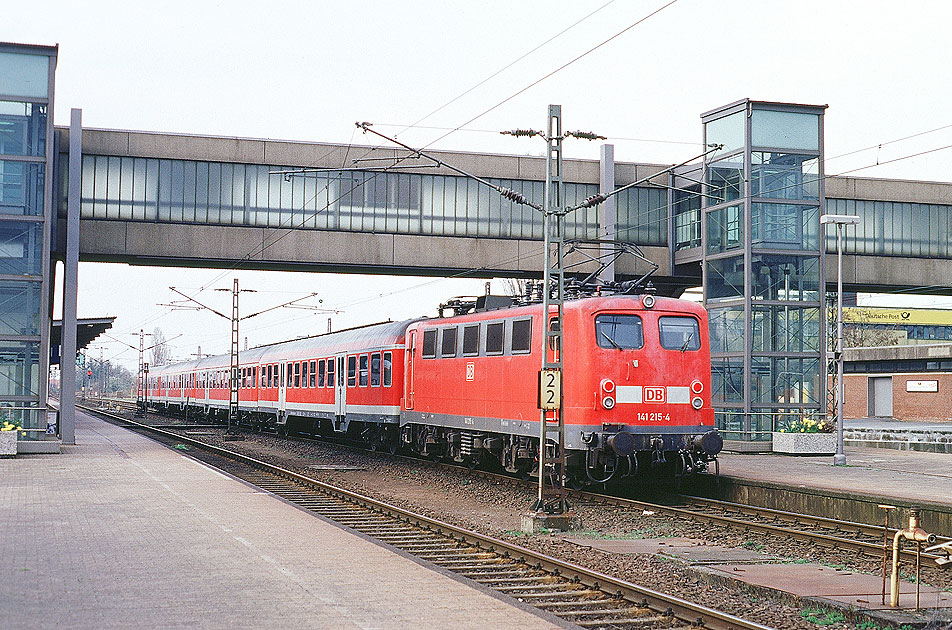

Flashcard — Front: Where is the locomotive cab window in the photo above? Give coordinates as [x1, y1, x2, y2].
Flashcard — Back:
[486, 322, 504, 355]
[595, 314, 644, 349]
[511, 319, 531, 354]
[347, 356, 357, 387]
[422, 329, 437, 358]
[462, 325, 479, 356]
[441, 327, 457, 357]
[659, 316, 700, 351]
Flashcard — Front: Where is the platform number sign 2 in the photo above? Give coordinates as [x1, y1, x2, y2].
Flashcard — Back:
[538, 369, 561, 410]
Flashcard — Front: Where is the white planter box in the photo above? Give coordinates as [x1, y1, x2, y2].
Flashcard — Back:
[772, 431, 836, 455]
[0, 430, 17, 457]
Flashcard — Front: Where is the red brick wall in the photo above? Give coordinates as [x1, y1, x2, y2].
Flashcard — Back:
[840, 372, 952, 421]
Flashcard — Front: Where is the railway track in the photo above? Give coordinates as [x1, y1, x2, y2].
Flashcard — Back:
[83, 404, 771, 630]
[100, 398, 950, 566]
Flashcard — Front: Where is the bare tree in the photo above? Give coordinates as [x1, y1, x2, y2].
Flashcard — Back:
[151, 327, 169, 366]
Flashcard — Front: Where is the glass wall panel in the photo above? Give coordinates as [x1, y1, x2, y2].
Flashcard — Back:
[706, 153, 744, 204]
[0, 101, 46, 156]
[750, 254, 819, 302]
[706, 256, 745, 302]
[751, 203, 818, 250]
[711, 358, 744, 404]
[0, 52, 50, 99]
[0, 160, 43, 215]
[705, 111, 745, 156]
[715, 409, 746, 439]
[751, 357, 821, 405]
[708, 306, 745, 353]
[0, 280, 41, 336]
[0, 340, 40, 397]
[751, 153, 818, 200]
[0, 220, 42, 276]
[752, 305, 819, 352]
[706, 204, 742, 254]
[751, 110, 819, 151]
[675, 208, 700, 250]
[614, 186, 666, 244]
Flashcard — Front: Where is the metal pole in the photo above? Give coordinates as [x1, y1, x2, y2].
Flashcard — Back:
[834, 223, 846, 466]
[228, 278, 240, 435]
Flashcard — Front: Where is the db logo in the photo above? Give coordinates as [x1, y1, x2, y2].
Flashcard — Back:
[466, 362, 475, 381]
[644, 386, 665, 402]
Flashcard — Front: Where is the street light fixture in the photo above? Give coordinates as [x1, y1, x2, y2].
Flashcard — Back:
[820, 213, 860, 466]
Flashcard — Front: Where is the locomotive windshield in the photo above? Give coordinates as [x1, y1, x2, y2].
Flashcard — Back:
[659, 316, 700, 351]
[595, 314, 644, 349]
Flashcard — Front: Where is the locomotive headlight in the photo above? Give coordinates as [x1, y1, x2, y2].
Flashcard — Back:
[690, 380, 704, 394]
[602, 396, 615, 410]
[600, 378, 615, 393]
[691, 396, 703, 410]
[642, 294, 655, 309]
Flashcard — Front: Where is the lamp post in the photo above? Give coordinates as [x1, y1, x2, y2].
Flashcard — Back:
[820, 213, 860, 466]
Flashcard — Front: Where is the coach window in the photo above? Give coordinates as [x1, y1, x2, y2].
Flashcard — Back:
[253, 367, 258, 388]
[359, 355, 369, 387]
[326, 358, 335, 388]
[302, 361, 309, 388]
[318, 359, 326, 387]
[511, 319, 532, 354]
[273, 364, 278, 387]
[309, 360, 316, 387]
[347, 356, 357, 387]
[383, 351, 392, 387]
[595, 314, 644, 349]
[486, 322, 505, 355]
[294, 362, 301, 388]
[266, 364, 271, 388]
[422, 329, 437, 358]
[658, 316, 700, 351]
[462, 325, 479, 356]
[286, 362, 292, 387]
[370, 353, 381, 386]
[441, 327, 458, 357]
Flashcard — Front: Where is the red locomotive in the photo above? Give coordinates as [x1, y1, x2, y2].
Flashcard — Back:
[147, 291, 721, 485]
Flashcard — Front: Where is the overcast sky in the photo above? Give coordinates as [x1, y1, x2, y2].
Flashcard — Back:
[8, 1, 952, 370]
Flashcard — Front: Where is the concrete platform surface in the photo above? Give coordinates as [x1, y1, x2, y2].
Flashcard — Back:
[0, 411, 570, 630]
[719, 445, 952, 509]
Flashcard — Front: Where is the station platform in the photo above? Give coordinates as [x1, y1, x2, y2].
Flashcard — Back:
[0, 410, 570, 630]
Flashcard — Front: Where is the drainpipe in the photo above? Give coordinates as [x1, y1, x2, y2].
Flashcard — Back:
[890, 507, 937, 608]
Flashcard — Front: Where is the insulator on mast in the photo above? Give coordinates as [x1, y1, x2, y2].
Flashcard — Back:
[580, 193, 607, 208]
[500, 188, 528, 205]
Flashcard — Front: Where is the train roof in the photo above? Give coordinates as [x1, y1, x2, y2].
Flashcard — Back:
[151, 319, 420, 374]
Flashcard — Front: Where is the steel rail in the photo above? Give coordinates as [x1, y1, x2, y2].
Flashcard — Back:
[82, 404, 772, 630]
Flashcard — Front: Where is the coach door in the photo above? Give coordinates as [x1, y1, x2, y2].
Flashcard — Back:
[278, 363, 287, 414]
[334, 354, 347, 417]
[405, 331, 416, 410]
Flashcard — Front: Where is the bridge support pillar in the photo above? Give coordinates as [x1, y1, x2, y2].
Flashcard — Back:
[60, 108, 82, 445]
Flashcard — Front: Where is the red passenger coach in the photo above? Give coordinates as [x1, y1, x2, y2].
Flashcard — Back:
[147, 292, 721, 485]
